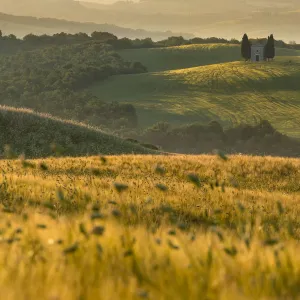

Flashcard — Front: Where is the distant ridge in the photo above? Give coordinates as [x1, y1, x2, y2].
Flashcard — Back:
[0, 12, 194, 40]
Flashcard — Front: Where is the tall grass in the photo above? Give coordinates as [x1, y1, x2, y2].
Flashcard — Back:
[0, 154, 299, 299]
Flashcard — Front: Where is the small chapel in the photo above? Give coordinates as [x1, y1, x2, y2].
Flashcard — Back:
[251, 43, 265, 62]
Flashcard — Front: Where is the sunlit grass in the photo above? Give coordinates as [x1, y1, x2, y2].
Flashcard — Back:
[90, 56, 300, 137]
[0, 154, 299, 299]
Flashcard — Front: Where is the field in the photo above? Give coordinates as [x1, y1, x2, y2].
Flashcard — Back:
[0, 106, 153, 158]
[118, 44, 300, 72]
[91, 48, 300, 137]
[0, 154, 299, 299]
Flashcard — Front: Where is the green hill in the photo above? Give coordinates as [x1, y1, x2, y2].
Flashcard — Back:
[90, 52, 300, 138]
[118, 44, 300, 72]
[0, 106, 155, 158]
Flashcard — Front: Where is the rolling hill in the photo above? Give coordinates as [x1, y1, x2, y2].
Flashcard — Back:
[90, 45, 300, 137]
[0, 106, 155, 158]
[118, 44, 300, 72]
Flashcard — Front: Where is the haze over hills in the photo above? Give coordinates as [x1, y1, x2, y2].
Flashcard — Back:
[0, 12, 189, 39]
[1, 0, 300, 42]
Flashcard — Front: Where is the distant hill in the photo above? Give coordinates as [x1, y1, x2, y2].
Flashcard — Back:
[89, 46, 300, 138]
[1, 0, 300, 42]
[80, 1, 300, 42]
[0, 12, 193, 40]
[118, 44, 300, 72]
[0, 106, 155, 158]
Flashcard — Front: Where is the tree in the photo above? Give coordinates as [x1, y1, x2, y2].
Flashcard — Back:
[91, 32, 118, 42]
[264, 35, 275, 61]
[264, 36, 270, 61]
[241, 34, 251, 61]
[269, 34, 275, 60]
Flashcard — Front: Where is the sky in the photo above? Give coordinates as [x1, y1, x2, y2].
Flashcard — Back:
[1, 0, 299, 42]
[79, 0, 135, 3]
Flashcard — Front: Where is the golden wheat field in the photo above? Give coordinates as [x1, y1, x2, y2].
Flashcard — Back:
[0, 154, 300, 299]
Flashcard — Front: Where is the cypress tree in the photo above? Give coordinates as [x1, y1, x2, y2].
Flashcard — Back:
[264, 36, 270, 61]
[269, 34, 275, 60]
[241, 34, 251, 61]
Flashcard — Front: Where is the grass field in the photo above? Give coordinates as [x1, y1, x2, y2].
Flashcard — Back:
[90, 52, 300, 137]
[0, 106, 153, 158]
[0, 154, 299, 299]
[118, 44, 300, 72]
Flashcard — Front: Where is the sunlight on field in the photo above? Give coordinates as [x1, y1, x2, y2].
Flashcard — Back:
[118, 44, 242, 72]
[0, 155, 299, 299]
[118, 44, 300, 72]
[91, 57, 300, 137]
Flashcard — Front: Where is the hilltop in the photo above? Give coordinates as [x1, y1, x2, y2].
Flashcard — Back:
[118, 44, 300, 72]
[90, 47, 300, 137]
[0, 106, 155, 158]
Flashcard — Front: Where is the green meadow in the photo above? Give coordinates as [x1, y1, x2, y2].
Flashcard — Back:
[118, 44, 300, 72]
[90, 45, 300, 137]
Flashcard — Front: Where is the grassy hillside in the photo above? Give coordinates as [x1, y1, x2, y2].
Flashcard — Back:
[0, 154, 299, 299]
[0, 106, 154, 158]
[90, 54, 300, 137]
[118, 44, 300, 72]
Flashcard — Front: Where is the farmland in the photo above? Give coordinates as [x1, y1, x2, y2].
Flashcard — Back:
[118, 44, 300, 72]
[90, 53, 300, 137]
[0, 154, 299, 299]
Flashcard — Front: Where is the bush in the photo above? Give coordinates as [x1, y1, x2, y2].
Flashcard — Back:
[132, 120, 300, 156]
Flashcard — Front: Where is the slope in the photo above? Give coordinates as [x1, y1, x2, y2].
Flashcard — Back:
[90, 54, 300, 137]
[0, 106, 155, 158]
[118, 44, 300, 72]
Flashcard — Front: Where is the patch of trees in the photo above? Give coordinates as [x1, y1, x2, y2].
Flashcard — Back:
[0, 42, 147, 128]
[126, 120, 300, 157]
[0, 31, 242, 54]
[241, 33, 276, 61]
[0, 29, 299, 54]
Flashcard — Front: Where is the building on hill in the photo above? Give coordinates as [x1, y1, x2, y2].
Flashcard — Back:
[251, 43, 265, 62]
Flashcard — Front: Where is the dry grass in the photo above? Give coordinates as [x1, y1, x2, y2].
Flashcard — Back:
[0, 154, 299, 299]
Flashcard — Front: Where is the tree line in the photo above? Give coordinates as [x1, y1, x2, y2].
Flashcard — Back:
[241, 33, 276, 61]
[1, 29, 297, 55]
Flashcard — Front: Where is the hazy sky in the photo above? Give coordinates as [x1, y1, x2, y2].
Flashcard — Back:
[79, 0, 135, 3]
